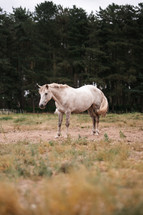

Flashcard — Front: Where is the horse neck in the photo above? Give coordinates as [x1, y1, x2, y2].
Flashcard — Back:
[50, 87, 64, 104]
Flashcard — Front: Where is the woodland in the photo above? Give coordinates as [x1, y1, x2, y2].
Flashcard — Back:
[0, 1, 143, 112]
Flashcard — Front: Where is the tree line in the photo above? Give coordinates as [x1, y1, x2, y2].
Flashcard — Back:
[0, 1, 143, 112]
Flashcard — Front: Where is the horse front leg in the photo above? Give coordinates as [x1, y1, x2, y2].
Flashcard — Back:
[56, 112, 63, 138]
[65, 111, 71, 137]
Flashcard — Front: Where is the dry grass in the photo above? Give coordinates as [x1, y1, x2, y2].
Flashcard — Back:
[0, 183, 24, 215]
[0, 113, 143, 215]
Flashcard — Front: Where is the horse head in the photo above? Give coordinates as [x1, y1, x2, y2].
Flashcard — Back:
[38, 84, 52, 109]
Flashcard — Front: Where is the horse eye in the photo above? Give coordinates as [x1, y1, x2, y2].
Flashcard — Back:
[45, 93, 48, 96]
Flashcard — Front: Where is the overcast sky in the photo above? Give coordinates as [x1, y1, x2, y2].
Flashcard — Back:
[0, 0, 141, 14]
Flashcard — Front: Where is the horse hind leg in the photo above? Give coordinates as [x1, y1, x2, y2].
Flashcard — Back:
[65, 111, 71, 137]
[91, 116, 96, 135]
[95, 114, 100, 135]
[88, 106, 100, 135]
[91, 115, 100, 135]
[91, 105, 100, 135]
[88, 106, 96, 135]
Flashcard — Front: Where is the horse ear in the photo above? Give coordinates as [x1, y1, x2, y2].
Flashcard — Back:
[37, 83, 41, 88]
[46, 84, 49, 89]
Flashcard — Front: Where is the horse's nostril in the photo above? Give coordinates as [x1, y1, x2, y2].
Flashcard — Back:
[39, 104, 44, 109]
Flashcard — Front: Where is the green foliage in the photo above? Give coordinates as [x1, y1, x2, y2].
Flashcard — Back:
[0, 116, 13, 121]
[104, 133, 110, 142]
[119, 130, 126, 138]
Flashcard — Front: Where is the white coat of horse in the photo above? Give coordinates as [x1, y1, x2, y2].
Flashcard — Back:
[38, 83, 108, 137]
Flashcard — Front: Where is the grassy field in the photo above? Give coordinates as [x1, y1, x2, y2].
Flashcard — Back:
[0, 113, 143, 215]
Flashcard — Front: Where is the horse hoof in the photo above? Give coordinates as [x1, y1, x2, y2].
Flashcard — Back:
[95, 129, 100, 135]
[55, 134, 61, 138]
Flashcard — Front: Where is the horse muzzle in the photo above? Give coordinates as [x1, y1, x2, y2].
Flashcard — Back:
[39, 104, 45, 109]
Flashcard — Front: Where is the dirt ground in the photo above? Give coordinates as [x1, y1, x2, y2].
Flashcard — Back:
[1, 124, 143, 144]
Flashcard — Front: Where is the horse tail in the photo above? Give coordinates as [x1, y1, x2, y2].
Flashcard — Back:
[97, 93, 108, 116]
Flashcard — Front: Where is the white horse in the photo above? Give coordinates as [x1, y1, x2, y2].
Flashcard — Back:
[38, 83, 108, 137]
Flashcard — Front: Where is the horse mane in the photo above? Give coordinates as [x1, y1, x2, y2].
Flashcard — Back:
[49, 83, 69, 89]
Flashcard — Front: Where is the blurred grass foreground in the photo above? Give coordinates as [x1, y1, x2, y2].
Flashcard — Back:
[0, 113, 143, 215]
